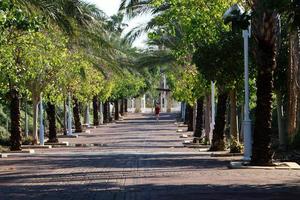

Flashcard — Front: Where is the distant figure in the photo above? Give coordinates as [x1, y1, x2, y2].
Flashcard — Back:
[155, 104, 160, 121]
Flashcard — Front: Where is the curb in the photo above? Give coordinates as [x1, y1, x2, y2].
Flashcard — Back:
[229, 161, 300, 170]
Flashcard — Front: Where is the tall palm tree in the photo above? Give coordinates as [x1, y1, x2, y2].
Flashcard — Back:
[249, 0, 280, 165]
[15, 0, 106, 35]
[285, 0, 300, 139]
[93, 96, 100, 126]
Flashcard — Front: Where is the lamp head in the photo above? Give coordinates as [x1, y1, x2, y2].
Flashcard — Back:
[223, 4, 245, 24]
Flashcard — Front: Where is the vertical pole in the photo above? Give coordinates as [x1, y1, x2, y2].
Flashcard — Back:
[163, 74, 167, 112]
[243, 29, 252, 161]
[39, 94, 44, 145]
[64, 100, 67, 135]
[67, 92, 72, 135]
[99, 101, 104, 124]
[25, 100, 29, 137]
[131, 98, 134, 112]
[85, 103, 90, 127]
[210, 82, 215, 142]
[143, 94, 146, 112]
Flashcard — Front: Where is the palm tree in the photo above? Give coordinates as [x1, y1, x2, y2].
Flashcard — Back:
[103, 101, 110, 123]
[93, 96, 100, 126]
[114, 100, 120, 121]
[249, 1, 280, 165]
[210, 90, 227, 151]
[9, 88, 22, 151]
[194, 98, 204, 142]
[15, 0, 106, 35]
[73, 97, 82, 133]
[285, 1, 300, 139]
[46, 102, 58, 143]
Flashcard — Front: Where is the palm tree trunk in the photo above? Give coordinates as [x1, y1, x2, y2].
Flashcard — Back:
[229, 89, 238, 140]
[204, 94, 211, 141]
[187, 104, 194, 132]
[103, 101, 109, 123]
[63, 100, 67, 135]
[9, 88, 22, 151]
[251, 8, 279, 165]
[184, 103, 189, 124]
[114, 100, 119, 121]
[73, 97, 82, 133]
[194, 98, 204, 141]
[287, 27, 300, 139]
[46, 102, 58, 143]
[210, 92, 228, 151]
[93, 96, 99, 126]
[120, 99, 124, 116]
[124, 99, 128, 113]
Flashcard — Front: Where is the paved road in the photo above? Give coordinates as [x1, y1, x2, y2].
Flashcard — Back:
[0, 113, 300, 200]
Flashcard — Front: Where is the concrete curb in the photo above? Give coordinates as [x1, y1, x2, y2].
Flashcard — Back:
[45, 142, 69, 148]
[1, 149, 35, 158]
[57, 134, 78, 138]
[0, 153, 8, 158]
[229, 161, 300, 170]
[211, 152, 243, 157]
[21, 145, 52, 149]
[183, 143, 210, 149]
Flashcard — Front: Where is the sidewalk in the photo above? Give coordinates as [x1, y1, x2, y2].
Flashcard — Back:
[0, 113, 299, 200]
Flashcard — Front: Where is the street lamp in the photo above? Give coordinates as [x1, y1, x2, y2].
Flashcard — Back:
[39, 94, 44, 145]
[223, 4, 252, 161]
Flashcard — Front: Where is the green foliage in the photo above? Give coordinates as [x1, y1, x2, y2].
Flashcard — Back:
[229, 138, 244, 153]
[110, 71, 146, 100]
[22, 135, 35, 145]
[167, 66, 209, 106]
[150, 0, 233, 57]
[193, 31, 243, 89]
[0, 127, 10, 147]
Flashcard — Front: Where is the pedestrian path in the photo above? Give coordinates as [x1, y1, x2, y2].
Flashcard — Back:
[0, 113, 300, 200]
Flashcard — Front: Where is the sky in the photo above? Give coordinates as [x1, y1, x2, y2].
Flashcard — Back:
[84, 0, 150, 48]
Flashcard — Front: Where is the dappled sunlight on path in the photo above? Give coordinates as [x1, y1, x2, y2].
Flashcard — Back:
[0, 113, 300, 200]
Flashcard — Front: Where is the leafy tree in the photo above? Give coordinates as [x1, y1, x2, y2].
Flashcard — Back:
[0, 0, 42, 150]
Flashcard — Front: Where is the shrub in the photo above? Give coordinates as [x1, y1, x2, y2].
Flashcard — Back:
[0, 126, 10, 147]
[22, 136, 35, 145]
[229, 139, 244, 153]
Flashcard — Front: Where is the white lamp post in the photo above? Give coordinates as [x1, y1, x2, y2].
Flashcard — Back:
[25, 100, 29, 137]
[85, 103, 90, 127]
[99, 101, 104, 124]
[39, 94, 44, 145]
[67, 92, 72, 136]
[210, 81, 215, 142]
[223, 4, 252, 161]
[242, 28, 252, 161]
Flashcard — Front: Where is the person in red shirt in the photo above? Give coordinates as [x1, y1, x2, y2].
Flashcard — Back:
[155, 104, 160, 121]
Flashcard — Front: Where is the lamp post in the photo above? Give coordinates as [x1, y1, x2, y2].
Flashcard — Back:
[223, 4, 252, 161]
[67, 92, 72, 136]
[242, 27, 252, 161]
[39, 94, 44, 145]
[210, 81, 215, 143]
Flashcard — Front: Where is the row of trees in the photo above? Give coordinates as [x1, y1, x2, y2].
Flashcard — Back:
[0, 0, 153, 151]
[120, 0, 300, 166]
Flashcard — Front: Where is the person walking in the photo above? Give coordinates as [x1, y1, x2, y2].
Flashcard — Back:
[155, 104, 160, 121]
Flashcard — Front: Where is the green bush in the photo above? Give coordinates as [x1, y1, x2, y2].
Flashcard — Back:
[229, 139, 244, 153]
[22, 135, 35, 145]
[0, 126, 10, 147]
